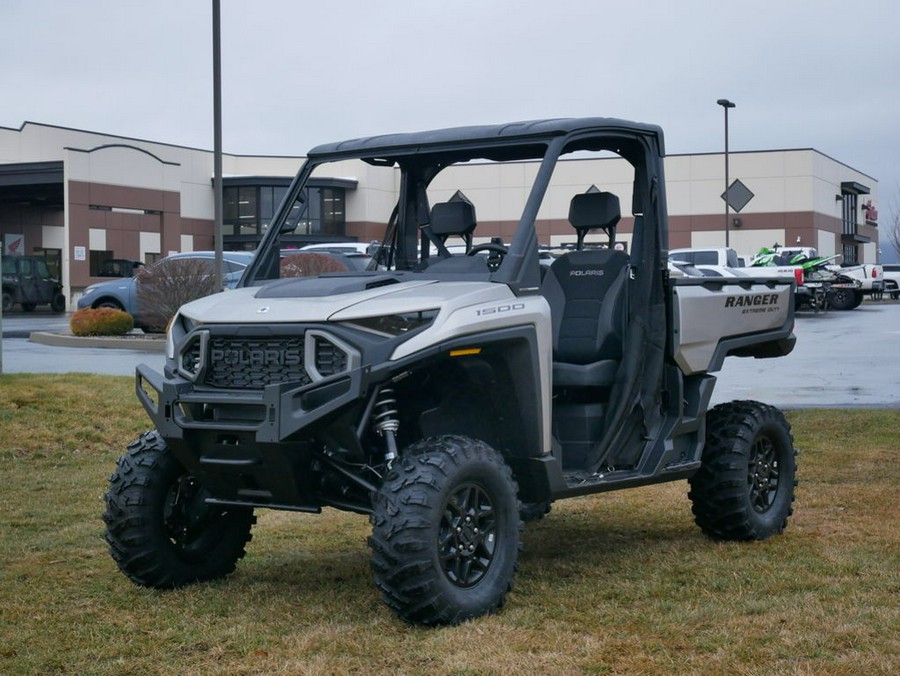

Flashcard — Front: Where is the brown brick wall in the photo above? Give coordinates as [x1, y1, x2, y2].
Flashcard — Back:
[68, 179, 184, 288]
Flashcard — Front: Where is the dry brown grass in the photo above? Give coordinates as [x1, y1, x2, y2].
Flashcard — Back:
[1, 375, 898, 674]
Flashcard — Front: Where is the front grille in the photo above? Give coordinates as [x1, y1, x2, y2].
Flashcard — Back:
[179, 330, 356, 390]
[205, 336, 311, 389]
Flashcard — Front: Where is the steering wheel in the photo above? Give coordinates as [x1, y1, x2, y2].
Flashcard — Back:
[467, 242, 509, 257]
[466, 242, 508, 271]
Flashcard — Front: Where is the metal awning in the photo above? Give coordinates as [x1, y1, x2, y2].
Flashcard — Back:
[0, 161, 64, 206]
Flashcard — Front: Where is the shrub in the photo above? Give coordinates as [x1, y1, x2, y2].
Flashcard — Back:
[70, 307, 134, 336]
[135, 258, 220, 333]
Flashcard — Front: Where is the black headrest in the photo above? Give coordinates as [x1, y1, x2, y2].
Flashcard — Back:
[430, 201, 477, 237]
[568, 192, 621, 232]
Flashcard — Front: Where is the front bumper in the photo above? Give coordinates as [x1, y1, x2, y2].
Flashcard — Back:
[136, 360, 365, 445]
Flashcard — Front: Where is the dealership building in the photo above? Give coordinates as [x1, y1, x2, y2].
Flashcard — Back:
[0, 121, 880, 305]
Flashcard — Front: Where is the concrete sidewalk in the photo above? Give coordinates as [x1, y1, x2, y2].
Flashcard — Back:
[29, 330, 165, 352]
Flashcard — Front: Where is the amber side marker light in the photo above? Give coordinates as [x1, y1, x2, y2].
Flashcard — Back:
[449, 348, 482, 357]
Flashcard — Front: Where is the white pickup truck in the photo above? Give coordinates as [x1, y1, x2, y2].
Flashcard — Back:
[670, 246, 875, 310]
[756, 247, 882, 310]
[883, 263, 900, 300]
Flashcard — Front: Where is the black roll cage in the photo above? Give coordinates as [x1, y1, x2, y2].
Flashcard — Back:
[239, 118, 667, 298]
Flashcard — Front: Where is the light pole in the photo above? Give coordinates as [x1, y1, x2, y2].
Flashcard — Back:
[717, 98, 736, 248]
[212, 0, 224, 290]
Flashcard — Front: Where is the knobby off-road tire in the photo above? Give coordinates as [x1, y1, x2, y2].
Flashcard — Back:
[689, 401, 797, 541]
[519, 500, 552, 522]
[369, 435, 522, 626]
[103, 430, 255, 588]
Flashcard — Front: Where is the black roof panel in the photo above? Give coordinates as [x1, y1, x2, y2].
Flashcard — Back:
[307, 117, 665, 160]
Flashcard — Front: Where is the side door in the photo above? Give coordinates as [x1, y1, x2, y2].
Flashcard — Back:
[17, 258, 41, 304]
[33, 258, 58, 302]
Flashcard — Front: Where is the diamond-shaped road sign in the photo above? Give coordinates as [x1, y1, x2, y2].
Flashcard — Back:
[721, 179, 754, 212]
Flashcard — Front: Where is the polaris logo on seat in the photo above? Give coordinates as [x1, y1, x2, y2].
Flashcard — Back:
[570, 269, 604, 277]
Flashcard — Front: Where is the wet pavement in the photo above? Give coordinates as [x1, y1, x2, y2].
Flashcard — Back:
[1, 309, 163, 376]
[2, 303, 899, 408]
[709, 302, 900, 409]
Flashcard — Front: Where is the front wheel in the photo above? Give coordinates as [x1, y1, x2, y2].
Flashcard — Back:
[50, 293, 66, 313]
[689, 401, 797, 541]
[369, 435, 522, 625]
[103, 430, 255, 588]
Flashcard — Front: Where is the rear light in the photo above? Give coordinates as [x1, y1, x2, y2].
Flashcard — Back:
[794, 268, 804, 286]
[872, 267, 878, 279]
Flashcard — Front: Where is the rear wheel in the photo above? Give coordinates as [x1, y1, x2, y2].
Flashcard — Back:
[689, 401, 797, 540]
[828, 287, 861, 310]
[50, 293, 66, 312]
[369, 435, 522, 625]
[1, 292, 11, 312]
[103, 430, 255, 588]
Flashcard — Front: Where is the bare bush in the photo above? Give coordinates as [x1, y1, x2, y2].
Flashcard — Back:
[280, 252, 349, 278]
[888, 205, 900, 259]
[136, 258, 220, 332]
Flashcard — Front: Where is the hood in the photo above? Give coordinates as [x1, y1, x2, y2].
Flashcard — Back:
[177, 275, 505, 325]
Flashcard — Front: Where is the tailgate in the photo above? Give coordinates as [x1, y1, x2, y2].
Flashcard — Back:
[670, 277, 796, 374]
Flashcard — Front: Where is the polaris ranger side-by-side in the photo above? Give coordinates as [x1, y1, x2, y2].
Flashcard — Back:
[104, 118, 799, 625]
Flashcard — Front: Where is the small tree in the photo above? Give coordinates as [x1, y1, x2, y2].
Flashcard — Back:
[136, 258, 220, 332]
[887, 202, 900, 260]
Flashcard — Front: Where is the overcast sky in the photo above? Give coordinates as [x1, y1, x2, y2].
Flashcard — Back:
[3, 0, 899, 258]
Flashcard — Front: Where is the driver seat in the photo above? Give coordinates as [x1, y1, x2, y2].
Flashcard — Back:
[423, 200, 489, 273]
[541, 192, 628, 388]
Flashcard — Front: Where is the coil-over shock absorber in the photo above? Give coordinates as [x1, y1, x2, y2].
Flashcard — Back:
[372, 386, 399, 466]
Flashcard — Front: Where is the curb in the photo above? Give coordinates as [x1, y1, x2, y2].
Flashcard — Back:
[29, 331, 166, 352]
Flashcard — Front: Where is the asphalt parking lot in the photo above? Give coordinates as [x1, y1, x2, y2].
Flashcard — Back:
[709, 302, 900, 408]
[1, 309, 164, 377]
[2, 302, 899, 408]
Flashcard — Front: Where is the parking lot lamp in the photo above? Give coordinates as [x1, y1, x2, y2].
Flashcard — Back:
[717, 98, 736, 247]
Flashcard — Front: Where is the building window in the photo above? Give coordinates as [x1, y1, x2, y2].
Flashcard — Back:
[89, 250, 113, 276]
[322, 188, 344, 231]
[259, 186, 289, 230]
[838, 181, 870, 266]
[223, 183, 346, 243]
[33, 247, 62, 280]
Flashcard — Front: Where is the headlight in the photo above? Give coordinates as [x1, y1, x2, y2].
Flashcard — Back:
[82, 286, 97, 296]
[343, 309, 438, 337]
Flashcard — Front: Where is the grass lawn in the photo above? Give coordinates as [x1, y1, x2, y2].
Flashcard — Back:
[1, 374, 898, 674]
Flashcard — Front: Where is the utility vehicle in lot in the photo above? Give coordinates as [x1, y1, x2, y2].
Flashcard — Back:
[2, 254, 65, 312]
[104, 118, 799, 625]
